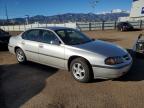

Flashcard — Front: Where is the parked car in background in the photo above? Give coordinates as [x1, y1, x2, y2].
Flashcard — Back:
[133, 34, 144, 55]
[0, 29, 11, 47]
[8, 27, 132, 83]
[117, 22, 134, 31]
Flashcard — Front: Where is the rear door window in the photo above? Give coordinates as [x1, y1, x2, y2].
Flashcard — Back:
[22, 29, 40, 42]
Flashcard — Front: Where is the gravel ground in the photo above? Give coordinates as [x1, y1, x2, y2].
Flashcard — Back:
[0, 30, 144, 108]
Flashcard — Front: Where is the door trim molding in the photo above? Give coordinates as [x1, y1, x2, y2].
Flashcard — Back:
[25, 50, 67, 60]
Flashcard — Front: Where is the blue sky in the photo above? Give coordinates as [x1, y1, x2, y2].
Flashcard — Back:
[0, 0, 132, 19]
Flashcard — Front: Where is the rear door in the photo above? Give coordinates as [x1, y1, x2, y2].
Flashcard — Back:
[21, 29, 40, 62]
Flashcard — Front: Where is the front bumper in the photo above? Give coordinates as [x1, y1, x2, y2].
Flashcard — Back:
[92, 63, 132, 79]
[8, 45, 15, 54]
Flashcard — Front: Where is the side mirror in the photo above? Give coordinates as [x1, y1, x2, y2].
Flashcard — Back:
[50, 39, 61, 45]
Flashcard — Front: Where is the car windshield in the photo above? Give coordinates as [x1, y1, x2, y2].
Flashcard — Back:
[55, 29, 92, 45]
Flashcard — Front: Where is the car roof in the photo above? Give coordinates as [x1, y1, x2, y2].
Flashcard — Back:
[118, 22, 129, 24]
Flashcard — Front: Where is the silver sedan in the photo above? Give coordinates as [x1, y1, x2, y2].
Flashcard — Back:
[8, 27, 132, 82]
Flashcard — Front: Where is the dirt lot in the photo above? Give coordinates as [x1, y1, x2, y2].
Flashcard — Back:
[0, 30, 144, 108]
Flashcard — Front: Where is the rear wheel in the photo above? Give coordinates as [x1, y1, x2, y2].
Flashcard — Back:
[16, 48, 27, 64]
[70, 58, 93, 83]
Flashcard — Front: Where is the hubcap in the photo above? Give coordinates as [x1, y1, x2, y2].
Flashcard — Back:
[16, 49, 24, 62]
[72, 63, 85, 80]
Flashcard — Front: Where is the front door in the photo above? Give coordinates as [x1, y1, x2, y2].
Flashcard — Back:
[38, 30, 65, 68]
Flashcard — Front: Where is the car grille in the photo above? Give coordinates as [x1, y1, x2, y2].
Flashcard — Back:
[136, 42, 144, 53]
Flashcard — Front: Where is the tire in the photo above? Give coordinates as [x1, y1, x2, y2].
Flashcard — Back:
[120, 27, 123, 32]
[15, 48, 27, 64]
[70, 58, 93, 83]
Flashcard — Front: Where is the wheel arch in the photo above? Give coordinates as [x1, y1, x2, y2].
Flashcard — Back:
[67, 55, 93, 72]
[14, 46, 22, 53]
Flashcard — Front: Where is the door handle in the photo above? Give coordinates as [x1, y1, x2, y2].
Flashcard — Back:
[39, 44, 43, 48]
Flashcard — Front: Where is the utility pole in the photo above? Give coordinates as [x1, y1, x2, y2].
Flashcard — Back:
[5, 4, 9, 22]
[89, 0, 99, 22]
[90, 0, 99, 13]
[25, 15, 29, 25]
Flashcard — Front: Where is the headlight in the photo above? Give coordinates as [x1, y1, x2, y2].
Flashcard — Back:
[105, 57, 124, 65]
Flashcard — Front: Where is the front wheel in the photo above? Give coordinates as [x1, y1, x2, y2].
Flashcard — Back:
[70, 58, 93, 83]
[16, 48, 27, 64]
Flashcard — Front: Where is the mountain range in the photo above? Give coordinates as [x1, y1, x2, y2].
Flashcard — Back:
[0, 12, 129, 25]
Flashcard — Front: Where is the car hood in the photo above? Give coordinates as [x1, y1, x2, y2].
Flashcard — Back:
[73, 40, 128, 57]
